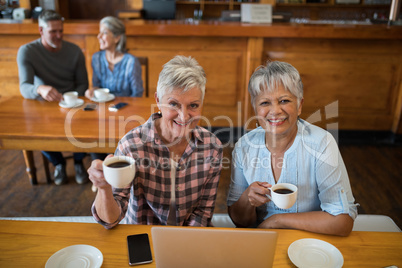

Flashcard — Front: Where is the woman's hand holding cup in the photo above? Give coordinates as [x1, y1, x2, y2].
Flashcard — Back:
[247, 181, 298, 209]
[88, 155, 136, 189]
[88, 154, 114, 189]
[247, 181, 272, 207]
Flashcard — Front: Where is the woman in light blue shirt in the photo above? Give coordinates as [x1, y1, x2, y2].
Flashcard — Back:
[85, 16, 143, 98]
[227, 61, 357, 236]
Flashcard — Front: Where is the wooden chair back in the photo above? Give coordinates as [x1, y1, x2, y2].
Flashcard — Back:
[137, 56, 149, 98]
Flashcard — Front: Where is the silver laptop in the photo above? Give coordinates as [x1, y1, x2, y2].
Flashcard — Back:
[151, 226, 278, 268]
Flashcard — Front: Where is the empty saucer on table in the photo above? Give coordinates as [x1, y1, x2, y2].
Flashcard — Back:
[91, 93, 115, 103]
[45, 244, 103, 268]
[288, 238, 343, 268]
[59, 99, 84, 108]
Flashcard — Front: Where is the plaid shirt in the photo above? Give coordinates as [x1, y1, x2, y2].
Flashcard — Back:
[93, 113, 223, 228]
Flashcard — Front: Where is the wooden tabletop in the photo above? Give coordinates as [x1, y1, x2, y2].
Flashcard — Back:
[0, 220, 400, 267]
[0, 96, 155, 153]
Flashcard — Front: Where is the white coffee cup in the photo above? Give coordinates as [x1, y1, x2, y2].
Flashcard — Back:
[266, 183, 298, 209]
[94, 88, 110, 101]
[103, 156, 136, 188]
[63, 91, 78, 106]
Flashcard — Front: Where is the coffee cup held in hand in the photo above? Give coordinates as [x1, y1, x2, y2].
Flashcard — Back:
[267, 183, 297, 209]
[63, 91, 78, 106]
[103, 156, 136, 188]
[94, 88, 110, 101]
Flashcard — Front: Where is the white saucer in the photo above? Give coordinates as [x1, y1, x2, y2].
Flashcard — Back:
[45, 244, 103, 268]
[59, 99, 84, 108]
[91, 93, 115, 103]
[288, 238, 344, 268]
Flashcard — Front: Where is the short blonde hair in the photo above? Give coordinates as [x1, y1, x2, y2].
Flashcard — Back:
[157, 55, 206, 101]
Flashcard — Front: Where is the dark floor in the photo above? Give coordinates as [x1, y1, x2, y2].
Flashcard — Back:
[0, 145, 401, 229]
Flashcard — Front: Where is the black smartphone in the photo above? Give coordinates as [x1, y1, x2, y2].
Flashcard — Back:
[109, 102, 128, 112]
[83, 103, 97, 111]
[127, 234, 153, 266]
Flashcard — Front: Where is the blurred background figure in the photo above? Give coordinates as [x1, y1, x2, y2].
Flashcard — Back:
[85, 16, 143, 99]
[16, 9, 89, 185]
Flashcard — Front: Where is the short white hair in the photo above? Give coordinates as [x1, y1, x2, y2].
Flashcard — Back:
[157, 55, 206, 101]
[248, 61, 303, 110]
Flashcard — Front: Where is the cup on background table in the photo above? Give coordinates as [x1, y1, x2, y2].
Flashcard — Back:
[63, 91, 78, 106]
[94, 88, 110, 101]
[103, 156, 136, 188]
[267, 183, 298, 209]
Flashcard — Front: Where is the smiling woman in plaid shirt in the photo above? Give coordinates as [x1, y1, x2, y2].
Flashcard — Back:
[88, 55, 223, 228]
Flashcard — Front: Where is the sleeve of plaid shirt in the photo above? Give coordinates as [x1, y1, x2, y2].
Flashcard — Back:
[91, 198, 124, 229]
[183, 145, 223, 227]
[91, 155, 133, 229]
[91, 146, 136, 229]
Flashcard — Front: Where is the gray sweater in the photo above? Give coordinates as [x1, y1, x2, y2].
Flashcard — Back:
[16, 38, 88, 99]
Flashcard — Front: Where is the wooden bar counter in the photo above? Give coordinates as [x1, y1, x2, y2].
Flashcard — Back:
[1, 20, 401, 133]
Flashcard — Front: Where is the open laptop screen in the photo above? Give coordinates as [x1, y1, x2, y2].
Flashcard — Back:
[151, 227, 278, 268]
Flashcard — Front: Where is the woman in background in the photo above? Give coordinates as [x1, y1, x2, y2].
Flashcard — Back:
[85, 16, 143, 98]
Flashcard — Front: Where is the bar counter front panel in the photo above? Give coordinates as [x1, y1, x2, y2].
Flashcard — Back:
[1, 20, 401, 133]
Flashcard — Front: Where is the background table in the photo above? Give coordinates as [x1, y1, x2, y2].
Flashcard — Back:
[0, 96, 155, 184]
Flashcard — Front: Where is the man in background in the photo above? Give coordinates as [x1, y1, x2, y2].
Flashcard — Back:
[17, 9, 89, 185]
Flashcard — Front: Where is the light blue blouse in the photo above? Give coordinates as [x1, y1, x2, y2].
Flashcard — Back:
[227, 119, 358, 226]
[92, 51, 144, 97]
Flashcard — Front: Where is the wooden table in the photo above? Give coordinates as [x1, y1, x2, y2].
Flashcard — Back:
[0, 220, 401, 267]
[0, 96, 155, 184]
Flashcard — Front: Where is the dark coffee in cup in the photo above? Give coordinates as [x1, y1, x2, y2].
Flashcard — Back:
[107, 161, 130, 168]
[273, 188, 294, 194]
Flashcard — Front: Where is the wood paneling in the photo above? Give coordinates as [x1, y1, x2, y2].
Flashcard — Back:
[84, 35, 100, 88]
[0, 35, 36, 98]
[263, 38, 402, 131]
[244, 37, 264, 127]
